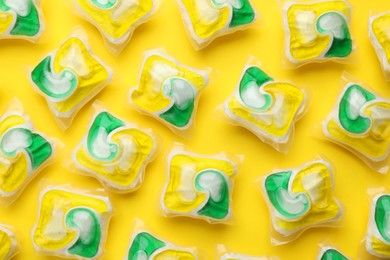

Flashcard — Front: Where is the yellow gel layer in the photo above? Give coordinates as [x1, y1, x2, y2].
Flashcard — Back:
[0, 11, 14, 35]
[368, 235, 390, 257]
[74, 128, 155, 188]
[163, 153, 235, 213]
[325, 113, 390, 161]
[0, 229, 12, 259]
[131, 54, 206, 113]
[51, 37, 110, 115]
[33, 189, 110, 251]
[275, 162, 340, 232]
[286, 1, 349, 61]
[227, 82, 305, 138]
[0, 114, 29, 194]
[155, 249, 197, 259]
[75, 0, 154, 43]
[372, 14, 390, 67]
[180, 0, 230, 40]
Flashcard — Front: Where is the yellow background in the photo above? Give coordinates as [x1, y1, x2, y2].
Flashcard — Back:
[1, 0, 390, 259]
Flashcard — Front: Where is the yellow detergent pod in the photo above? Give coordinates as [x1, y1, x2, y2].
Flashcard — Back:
[74, 0, 156, 53]
[32, 187, 112, 259]
[126, 230, 198, 259]
[0, 106, 55, 205]
[224, 65, 306, 153]
[262, 159, 342, 239]
[284, 0, 352, 65]
[176, 0, 257, 49]
[73, 109, 156, 193]
[161, 149, 237, 223]
[0, 224, 19, 260]
[30, 35, 112, 129]
[366, 193, 390, 258]
[322, 82, 390, 172]
[130, 51, 208, 132]
[0, 0, 44, 41]
[370, 12, 390, 81]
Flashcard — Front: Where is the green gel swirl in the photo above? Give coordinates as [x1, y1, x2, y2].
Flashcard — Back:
[264, 171, 310, 219]
[0, 128, 52, 170]
[0, 0, 40, 36]
[316, 12, 352, 58]
[31, 56, 78, 99]
[194, 170, 230, 219]
[159, 77, 195, 128]
[87, 112, 125, 161]
[339, 84, 376, 134]
[239, 66, 272, 110]
[211, 0, 255, 27]
[127, 232, 166, 260]
[91, 0, 117, 9]
[320, 249, 348, 260]
[65, 208, 102, 258]
[375, 195, 390, 244]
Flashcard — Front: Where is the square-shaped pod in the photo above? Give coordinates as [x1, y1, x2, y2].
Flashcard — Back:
[160, 145, 240, 224]
[32, 186, 112, 259]
[321, 75, 390, 173]
[72, 102, 157, 193]
[129, 50, 209, 135]
[222, 60, 307, 153]
[29, 32, 112, 130]
[283, 0, 353, 67]
[259, 158, 342, 244]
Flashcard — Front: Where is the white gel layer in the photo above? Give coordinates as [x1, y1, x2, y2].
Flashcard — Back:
[178, 164, 197, 202]
[5, 0, 31, 17]
[241, 81, 267, 110]
[43, 208, 67, 241]
[318, 12, 344, 39]
[1, 129, 31, 154]
[295, 10, 317, 44]
[72, 210, 94, 244]
[91, 127, 114, 159]
[196, 0, 220, 24]
[149, 62, 179, 94]
[162, 78, 195, 110]
[59, 44, 90, 77]
[347, 88, 366, 120]
[197, 171, 223, 202]
[43, 71, 74, 96]
[276, 189, 307, 215]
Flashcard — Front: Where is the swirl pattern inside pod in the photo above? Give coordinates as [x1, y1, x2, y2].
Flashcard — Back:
[369, 12, 390, 81]
[74, 0, 155, 47]
[176, 0, 256, 48]
[161, 149, 237, 223]
[30, 36, 112, 129]
[32, 187, 112, 259]
[130, 52, 208, 132]
[322, 82, 390, 170]
[0, 110, 54, 204]
[0, 0, 43, 39]
[262, 159, 342, 237]
[73, 109, 156, 192]
[0, 224, 18, 260]
[365, 193, 390, 258]
[283, 0, 352, 65]
[318, 247, 348, 260]
[126, 230, 197, 259]
[224, 65, 306, 152]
